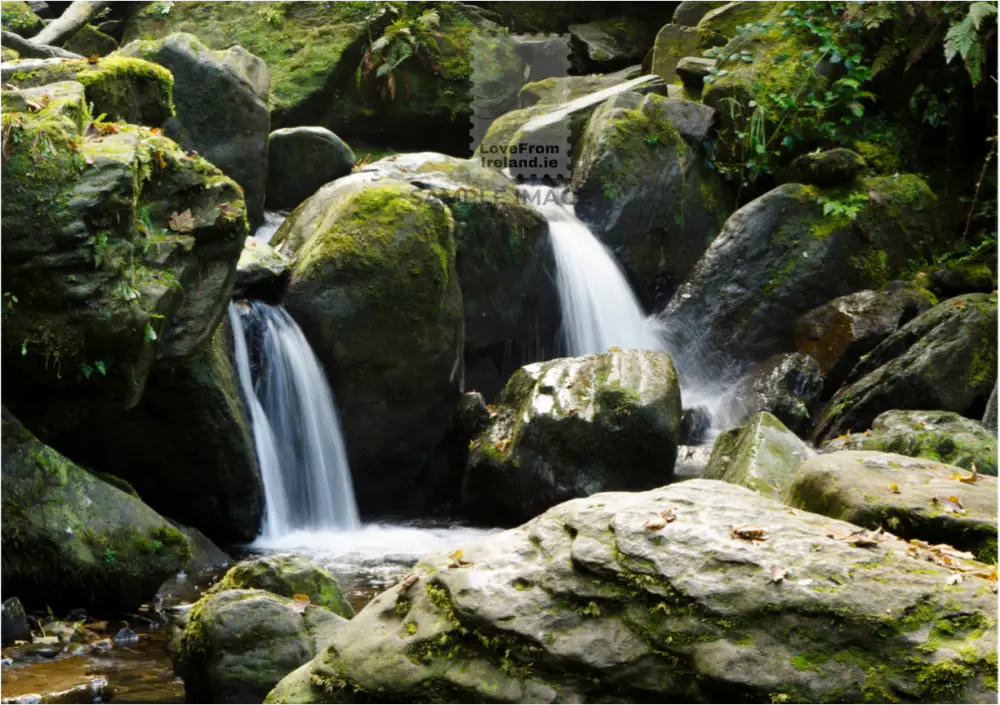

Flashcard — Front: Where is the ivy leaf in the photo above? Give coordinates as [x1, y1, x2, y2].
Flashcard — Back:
[144, 322, 158, 343]
[80, 363, 93, 379]
[95, 360, 106, 376]
[168, 209, 196, 233]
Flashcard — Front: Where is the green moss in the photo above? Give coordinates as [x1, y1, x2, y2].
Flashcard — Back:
[1, 0, 43, 37]
[850, 249, 890, 289]
[915, 660, 974, 701]
[63, 24, 119, 57]
[1, 47, 20, 62]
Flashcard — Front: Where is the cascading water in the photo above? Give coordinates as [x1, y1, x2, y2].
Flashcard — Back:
[530, 187, 664, 356]
[229, 301, 360, 538]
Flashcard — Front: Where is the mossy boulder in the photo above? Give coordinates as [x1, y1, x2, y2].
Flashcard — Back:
[208, 554, 354, 619]
[705, 412, 813, 500]
[780, 148, 867, 187]
[267, 479, 998, 704]
[176, 588, 347, 704]
[35, 324, 264, 544]
[673, 1, 729, 27]
[650, 23, 701, 84]
[822, 410, 999, 477]
[462, 349, 682, 525]
[787, 450, 998, 563]
[63, 24, 119, 58]
[266, 126, 354, 210]
[572, 91, 731, 307]
[1, 1, 43, 38]
[697, 2, 777, 44]
[568, 17, 656, 72]
[718, 353, 824, 435]
[794, 284, 938, 397]
[118, 33, 270, 226]
[2, 55, 174, 126]
[1, 407, 192, 612]
[812, 294, 998, 443]
[1, 46, 19, 62]
[280, 180, 464, 513]
[661, 175, 945, 374]
[2, 79, 247, 418]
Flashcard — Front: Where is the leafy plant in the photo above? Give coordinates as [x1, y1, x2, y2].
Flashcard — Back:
[817, 191, 870, 220]
[358, 6, 448, 100]
[943, 1, 997, 84]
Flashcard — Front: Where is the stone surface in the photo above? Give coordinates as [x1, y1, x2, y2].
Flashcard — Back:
[462, 349, 682, 525]
[650, 23, 700, 84]
[787, 450, 998, 563]
[120, 33, 270, 227]
[794, 284, 938, 397]
[234, 238, 290, 302]
[267, 479, 998, 704]
[62, 24, 118, 57]
[265, 126, 355, 210]
[1, 408, 191, 612]
[704, 412, 814, 499]
[697, 2, 777, 42]
[718, 353, 823, 435]
[675, 56, 716, 88]
[985, 383, 998, 437]
[1, 597, 30, 646]
[673, 1, 728, 26]
[812, 294, 998, 443]
[822, 410, 999, 477]
[781, 148, 867, 187]
[568, 17, 655, 71]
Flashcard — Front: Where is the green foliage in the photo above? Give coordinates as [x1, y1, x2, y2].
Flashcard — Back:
[817, 190, 870, 220]
[357, 4, 449, 101]
[943, 1, 997, 84]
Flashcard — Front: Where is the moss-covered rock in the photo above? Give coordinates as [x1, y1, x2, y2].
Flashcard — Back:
[462, 349, 682, 525]
[1, 1, 43, 38]
[571, 91, 732, 307]
[650, 23, 701, 84]
[2, 55, 174, 127]
[2, 78, 246, 418]
[1, 46, 20, 62]
[661, 175, 946, 375]
[705, 411, 813, 499]
[718, 353, 824, 435]
[673, 1, 729, 27]
[822, 410, 999, 477]
[568, 17, 656, 72]
[787, 450, 998, 562]
[280, 180, 464, 513]
[62, 24, 119, 58]
[794, 284, 938, 397]
[779, 148, 867, 187]
[812, 294, 998, 443]
[1, 407, 192, 612]
[267, 479, 998, 704]
[234, 238, 289, 302]
[177, 588, 347, 704]
[697, 1, 777, 44]
[266, 126, 354, 210]
[207, 555, 353, 619]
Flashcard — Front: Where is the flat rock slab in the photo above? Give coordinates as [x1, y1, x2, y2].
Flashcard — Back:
[788, 450, 997, 562]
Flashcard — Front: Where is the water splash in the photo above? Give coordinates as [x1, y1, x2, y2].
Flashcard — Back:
[229, 301, 360, 538]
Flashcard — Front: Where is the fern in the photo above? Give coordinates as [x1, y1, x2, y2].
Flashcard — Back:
[943, 1, 997, 84]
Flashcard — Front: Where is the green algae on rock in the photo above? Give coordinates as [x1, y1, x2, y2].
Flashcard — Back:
[1, 407, 191, 612]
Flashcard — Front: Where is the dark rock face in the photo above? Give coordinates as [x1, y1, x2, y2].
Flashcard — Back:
[462, 350, 682, 525]
[120, 33, 270, 227]
[794, 284, 938, 396]
[719, 353, 824, 435]
[568, 17, 656, 72]
[1, 598, 30, 646]
[780, 148, 867, 187]
[679, 405, 712, 445]
[265, 127, 355, 211]
[812, 294, 998, 443]
[672, 0, 728, 26]
[985, 383, 998, 437]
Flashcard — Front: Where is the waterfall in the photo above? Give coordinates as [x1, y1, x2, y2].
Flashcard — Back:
[229, 301, 360, 538]
[530, 187, 664, 356]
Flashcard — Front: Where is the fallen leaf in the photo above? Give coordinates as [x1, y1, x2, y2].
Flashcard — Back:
[731, 525, 767, 542]
[291, 593, 310, 614]
[149, 127, 162, 136]
[168, 209, 196, 233]
[770, 564, 788, 583]
[156, 150, 167, 169]
[87, 54, 101, 64]
[931, 495, 966, 515]
[957, 464, 979, 484]
[566, 407, 580, 417]
[24, 99, 41, 112]
[608, 346, 621, 352]
[829, 528, 886, 548]
[644, 516, 667, 532]
[888, 483, 900, 494]
[447, 548, 472, 569]
[659, 508, 677, 523]
[864, 430, 872, 437]
[83, 621, 108, 631]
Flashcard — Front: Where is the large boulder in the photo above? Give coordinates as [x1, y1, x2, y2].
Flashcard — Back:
[787, 451, 998, 563]
[1, 1, 43, 38]
[672, 1, 728, 26]
[37, 323, 264, 543]
[207, 555, 354, 619]
[567, 18, 655, 72]
[124, 2, 513, 153]
[119, 33, 270, 227]
[462, 349, 682, 525]
[571, 91, 731, 307]
[62, 24, 119, 58]
[812, 294, 998, 443]
[1, 408, 192, 612]
[176, 588, 347, 704]
[2, 55, 174, 127]
[704, 411, 813, 499]
[267, 479, 998, 704]
[233, 238, 290, 302]
[649, 24, 700, 84]
[265, 127, 355, 210]
[279, 180, 464, 512]
[794, 284, 938, 397]
[822, 410, 999, 477]
[661, 176, 944, 376]
[2, 79, 247, 417]
[717, 353, 823, 435]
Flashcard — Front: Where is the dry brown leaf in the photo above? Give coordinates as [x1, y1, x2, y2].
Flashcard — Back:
[168, 209, 196, 233]
[291, 593, 310, 614]
[644, 516, 667, 532]
[659, 508, 677, 523]
[770, 564, 788, 583]
[829, 528, 886, 548]
[731, 525, 767, 542]
[608, 346, 621, 352]
[447, 548, 472, 569]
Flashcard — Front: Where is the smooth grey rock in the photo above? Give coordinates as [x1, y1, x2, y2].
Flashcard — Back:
[265, 126, 355, 210]
[718, 353, 823, 435]
[676, 55, 716, 88]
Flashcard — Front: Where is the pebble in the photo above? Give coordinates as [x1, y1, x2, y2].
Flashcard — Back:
[113, 627, 138, 646]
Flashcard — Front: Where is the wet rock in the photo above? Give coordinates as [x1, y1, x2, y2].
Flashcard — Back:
[462, 349, 682, 525]
[267, 479, 997, 704]
[673, 1, 728, 26]
[62, 24, 117, 57]
[265, 127, 355, 211]
[679, 405, 712, 445]
[813, 294, 998, 443]
[457, 391, 491, 439]
[794, 284, 938, 396]
[921, 255, 998, 298]
[113, 627, 138, 646]
[207, 555, 354, 619]
[571, 91, 730, 307]
[780, 148, 867, 187]
[673, 443, 715, 479]
[650, 23, 700, 83]
[233, 238, 289, 303]
[119, 33, 270, 227]
[822, 410, 998, 476]
[279, 179, 464, 514]
[2, 598, 29, 646]
[1, 408, 191, 612]
[675, 56, 716, 89]
[176, 589, 347, 704]
[568, 18, 655, 71]
[984, 383, 998, 437]
[719, 353, 823, 435]
[705, 412, 813, 499]
[788, 450, 998, 563]
[662, 176, 945, 373]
